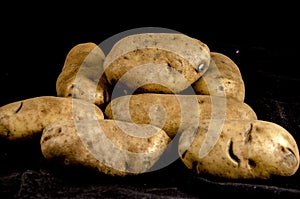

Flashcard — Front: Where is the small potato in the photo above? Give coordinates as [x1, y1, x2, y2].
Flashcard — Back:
[178, 120, 300, 179]
[56, 42, 111, 107]
[103, 33, 211, 93]
[105, 93, 257, 138]
[0, 96, 104, 141]
[40, 119, 171, 176]
[192, 52, 245, 102]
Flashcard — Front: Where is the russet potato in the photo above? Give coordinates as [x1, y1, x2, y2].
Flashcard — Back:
[56, 42, 111, 107]
[0, 96, 104, 141]
[178, 120, 300, 179]
[192, 52, 245, 102]
[103, 33, 211, 94]
[40, 119, 171, 176]
[105, 93, 257, 138]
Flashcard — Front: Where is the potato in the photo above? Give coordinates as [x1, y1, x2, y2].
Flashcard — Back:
[105, 93, 257, 138]
[178, 120, 300, 179]
[0, 96, 104, 141]
[56, 42, 111, 107]
[192, 52, 245, 102]
[103, 33, 211, 94]
[40, 119, 171, 176]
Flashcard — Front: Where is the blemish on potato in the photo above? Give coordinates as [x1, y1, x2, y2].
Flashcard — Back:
[243, 123, 253, 143]
[55, 127, 62, 134]
[197, 99, 204, 104]
[227, 139, 240, 166]
[15, 102, 23, 113]
[64, 159, 70, 165]
[280, 146, 298, 168]
[217, 85, 224, 91]
[181, 150, 187, 159]
[247, 159, 257, 169]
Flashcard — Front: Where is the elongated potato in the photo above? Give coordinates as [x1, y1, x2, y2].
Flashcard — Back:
[56, 42, 110, 107]
[105, 93, 257, 138]
[40, 119, 171, 176]
[103, 33, 211, 93]
[192, 52, 245, 102]
[0, 96, 104, 141]
[178, 120, 300, 179]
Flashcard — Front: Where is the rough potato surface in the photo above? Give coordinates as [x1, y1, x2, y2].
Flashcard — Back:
[0, 96, 104, 141]
[56, 42, 110, 107]
[178, 120, 300, 179]
[105, 94, 257, 138]
[192, 52, 245, 102]
[40, 119, 171, 176]
[104, 33, 211, 93]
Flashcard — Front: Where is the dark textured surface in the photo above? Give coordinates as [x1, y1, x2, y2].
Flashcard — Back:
[1, 4, 300, 198]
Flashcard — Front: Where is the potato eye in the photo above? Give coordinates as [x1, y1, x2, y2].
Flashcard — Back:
[247, 159, 257, 169]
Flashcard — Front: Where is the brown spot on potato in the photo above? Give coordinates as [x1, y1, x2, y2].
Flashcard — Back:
[56, 127, 62, 134]
[254, 126, 261, 132]
[41, 135, 51, 142]
[218, 85, 224, 91]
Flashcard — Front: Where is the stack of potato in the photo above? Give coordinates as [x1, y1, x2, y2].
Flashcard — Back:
[0, 33, 299, 179]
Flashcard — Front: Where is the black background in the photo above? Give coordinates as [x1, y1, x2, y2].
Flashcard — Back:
[1, 2, 300, 198]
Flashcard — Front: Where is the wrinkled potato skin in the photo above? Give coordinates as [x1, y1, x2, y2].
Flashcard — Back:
[179, 120, 300, 179]
[192, 52, 245, 102]
[0, 96, 104, 141]
[56, 42, 110, 107]
[40, 119, 171, 176]
[105, 94, 257, 138]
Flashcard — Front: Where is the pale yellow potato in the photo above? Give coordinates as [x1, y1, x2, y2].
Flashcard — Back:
[192, 52, 245, 102]
[0, 96, 104, 141]
[103, 33, 211, 94]
[178, 120, 300, 179]
[56, 42, 110, 107]
[105, 93, 257, 138]
[40, 119, 171, 176]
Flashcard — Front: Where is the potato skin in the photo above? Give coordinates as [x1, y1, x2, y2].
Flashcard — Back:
[0, 96, 104, 141]
[105, 93, 257, 138]
[56, 42, 110, 107]
[104, 33, 211, 93]
[178, 120, 300, 179]
[40, 119, 171, 176]
[192, 52, 245, 102]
